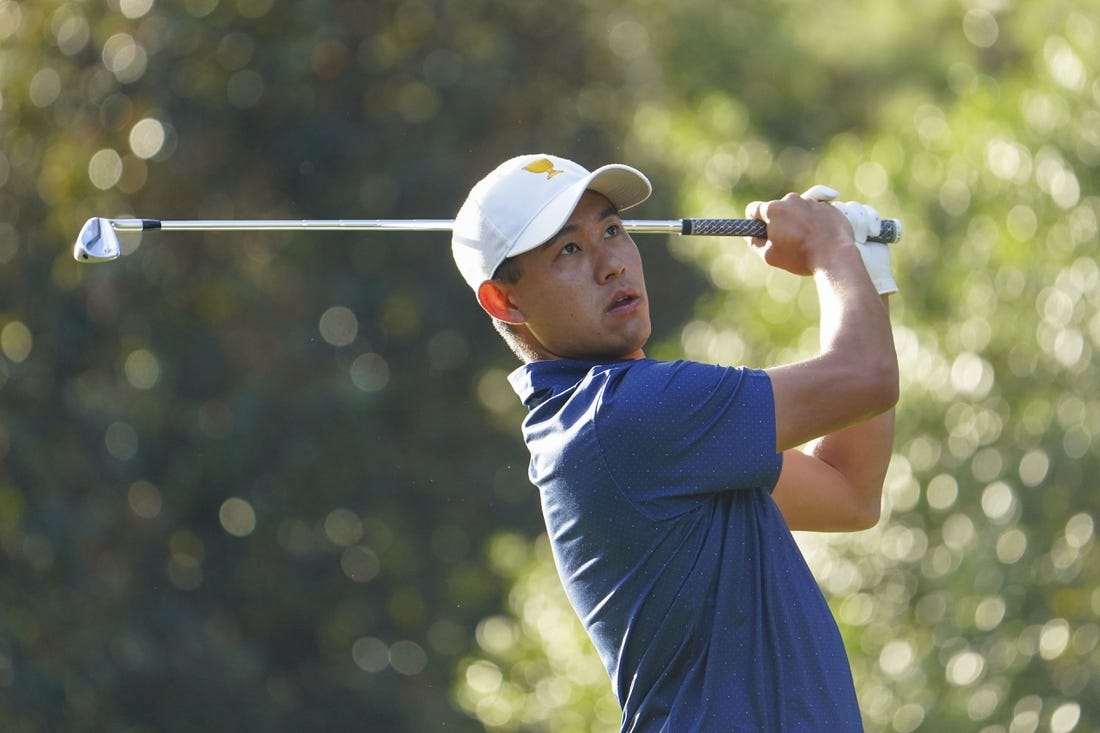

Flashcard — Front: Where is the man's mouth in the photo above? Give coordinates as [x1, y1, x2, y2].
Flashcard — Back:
[608, 291, 641, 312]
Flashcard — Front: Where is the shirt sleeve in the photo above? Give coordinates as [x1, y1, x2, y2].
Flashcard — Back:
[594, 360, 782, 516]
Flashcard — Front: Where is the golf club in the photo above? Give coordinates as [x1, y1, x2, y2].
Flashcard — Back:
[73, 214, 903, 263]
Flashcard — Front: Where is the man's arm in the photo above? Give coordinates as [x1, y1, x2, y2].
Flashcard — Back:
[747, 194, 898, 531]
[771, 296, 895, 532]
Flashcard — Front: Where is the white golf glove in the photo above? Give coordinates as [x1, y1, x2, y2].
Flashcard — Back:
[802, 184, 839, 203]
[802, 185, 897, 295]
[833, 200, 897, 295]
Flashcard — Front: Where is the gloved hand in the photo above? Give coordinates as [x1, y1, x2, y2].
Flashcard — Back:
[832, 200, 897, 295]
[802, 184, 839, 203]
[802, 185, 897, 295]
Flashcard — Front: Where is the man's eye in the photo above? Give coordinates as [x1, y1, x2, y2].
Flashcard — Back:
[606, 224, 620, 237]
[561, 242, 580, 255]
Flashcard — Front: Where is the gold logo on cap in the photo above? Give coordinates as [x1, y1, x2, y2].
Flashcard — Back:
[523, 158, 564, 179]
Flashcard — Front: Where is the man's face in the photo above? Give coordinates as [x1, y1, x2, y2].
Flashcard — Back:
[504, 190, 651, 361]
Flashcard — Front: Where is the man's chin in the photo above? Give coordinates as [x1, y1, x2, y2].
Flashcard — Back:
[595, 337, 650, 362]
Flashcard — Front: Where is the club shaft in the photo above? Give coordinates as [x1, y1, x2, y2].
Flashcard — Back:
[106, 217, 901, 243]
[107, 218, 682, 233]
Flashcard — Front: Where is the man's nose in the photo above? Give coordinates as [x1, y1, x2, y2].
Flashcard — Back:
[598, 245, 627, 282]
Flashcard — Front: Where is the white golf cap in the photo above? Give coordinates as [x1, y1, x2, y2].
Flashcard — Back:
[451, 154, 652, 291]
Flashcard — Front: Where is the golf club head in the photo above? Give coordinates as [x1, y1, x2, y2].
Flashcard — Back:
[73, 217, 121, 262]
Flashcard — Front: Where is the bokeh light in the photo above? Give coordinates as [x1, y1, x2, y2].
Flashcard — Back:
[129, 118, 166, 160]
[219, 497, 257, 537]
[319, 306, 358, 346]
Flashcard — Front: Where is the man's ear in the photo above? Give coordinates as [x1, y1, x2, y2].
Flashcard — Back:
[476, 280, 525, 324]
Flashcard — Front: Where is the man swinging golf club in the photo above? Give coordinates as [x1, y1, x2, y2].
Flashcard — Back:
[452, 154, 898, 732]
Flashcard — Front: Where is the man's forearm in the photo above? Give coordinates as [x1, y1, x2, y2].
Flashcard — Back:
[805, 295, 897, 518]
[815, 257, 897, 393]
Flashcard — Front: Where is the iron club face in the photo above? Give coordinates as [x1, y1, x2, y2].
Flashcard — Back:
[74, 217, 122, 262]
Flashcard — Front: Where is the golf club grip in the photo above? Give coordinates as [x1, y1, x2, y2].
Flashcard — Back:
[683, 218, 901, 244]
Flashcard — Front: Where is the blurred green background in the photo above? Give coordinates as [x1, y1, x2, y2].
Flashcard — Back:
[2, 0, 1099, 730]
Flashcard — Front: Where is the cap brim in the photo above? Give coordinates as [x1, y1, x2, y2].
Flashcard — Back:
[505, 164, 652, 260]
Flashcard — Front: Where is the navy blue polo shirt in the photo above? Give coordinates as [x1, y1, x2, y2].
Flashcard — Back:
[508, 358, 862, 732]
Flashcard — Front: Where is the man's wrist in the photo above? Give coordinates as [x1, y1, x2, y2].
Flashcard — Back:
[809, 239, 868, 278]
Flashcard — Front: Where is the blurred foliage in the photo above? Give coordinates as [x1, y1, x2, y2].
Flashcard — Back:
[4, 0, 1100, 731]
[455, 533, 620, 732]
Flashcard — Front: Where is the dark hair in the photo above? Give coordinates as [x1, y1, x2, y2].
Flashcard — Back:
[493, 256, 523, 285]
[488, 256, 542, 363]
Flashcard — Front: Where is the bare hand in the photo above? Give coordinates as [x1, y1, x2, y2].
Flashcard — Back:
[744, 192, 855, 276]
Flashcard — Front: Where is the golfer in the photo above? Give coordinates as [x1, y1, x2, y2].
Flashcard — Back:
[452, 154, 898, 731]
